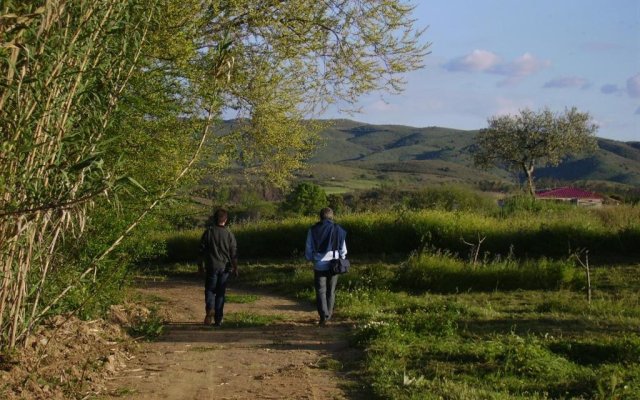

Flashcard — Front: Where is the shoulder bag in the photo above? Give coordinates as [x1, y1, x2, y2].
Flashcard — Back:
[329, 224, 350, 274]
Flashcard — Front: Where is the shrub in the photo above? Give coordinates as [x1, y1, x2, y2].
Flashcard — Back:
[499, 194, 573, 215]
[396, 252, 580, 292]
[407, 184, 497, 213]
[281, 182, 328, 216]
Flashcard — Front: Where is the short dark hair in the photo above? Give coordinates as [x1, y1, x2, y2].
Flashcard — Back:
[319, 207, 334, 220]
[213, 209, 228, 225]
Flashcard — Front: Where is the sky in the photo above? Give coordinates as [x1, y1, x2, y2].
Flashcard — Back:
[321, 0, 640, 142]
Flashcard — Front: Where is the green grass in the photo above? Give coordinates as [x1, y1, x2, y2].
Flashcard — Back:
[222, 312, 284, 328]
[226, 294, 259, 304]
[222, 259, 640, 399]
[148, 206, 640, 398]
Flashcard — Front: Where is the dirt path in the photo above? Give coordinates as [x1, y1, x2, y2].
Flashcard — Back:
[105, 277, 363, 400]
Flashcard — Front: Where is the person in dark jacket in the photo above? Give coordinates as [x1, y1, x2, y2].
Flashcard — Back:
[304, 207, 347, 326]
[199, 209, 237, 326]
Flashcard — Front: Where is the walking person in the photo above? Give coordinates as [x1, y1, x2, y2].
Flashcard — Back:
[305, 207, 347, 326]
[199, 209, 238, 326]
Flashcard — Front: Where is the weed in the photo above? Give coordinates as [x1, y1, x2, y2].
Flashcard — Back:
[223, 312, 284, 328]
[128, 309, 164, 340]
[226, 294, 259, 304]
[314, 356, 343, 371]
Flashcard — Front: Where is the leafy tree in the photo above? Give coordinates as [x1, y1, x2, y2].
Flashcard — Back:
[282, 183, 328, 215]
[473, 108, 598, 196]
[0, 0, 427, 347]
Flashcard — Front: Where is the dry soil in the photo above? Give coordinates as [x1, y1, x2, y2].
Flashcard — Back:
[104, 276, 364, 400]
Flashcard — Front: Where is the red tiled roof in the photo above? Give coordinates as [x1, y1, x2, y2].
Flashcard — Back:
[536, 187, 603, 199]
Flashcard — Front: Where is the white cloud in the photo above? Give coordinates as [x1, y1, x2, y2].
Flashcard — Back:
[491, 53, 551, 87]
[443, 49, 500, 72]
[626, 74, 640, 98]
[443, 51, 550, 87]
[601, 84, 620, 95]
[543, 77, 590, 89]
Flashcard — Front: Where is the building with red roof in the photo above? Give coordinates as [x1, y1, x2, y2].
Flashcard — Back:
[535, 187, 604, 207]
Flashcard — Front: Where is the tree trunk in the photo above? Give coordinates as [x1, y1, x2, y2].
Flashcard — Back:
[522, 164, 535, 196]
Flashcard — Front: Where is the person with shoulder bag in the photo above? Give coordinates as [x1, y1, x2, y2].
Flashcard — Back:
[304, 207, 348, 326]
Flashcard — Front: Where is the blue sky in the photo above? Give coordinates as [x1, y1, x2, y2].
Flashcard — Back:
[322, 0, 640, 142]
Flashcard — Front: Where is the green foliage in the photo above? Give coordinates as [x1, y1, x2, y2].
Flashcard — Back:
[127, 308, 165, 340]
[498, 194, 573, 215]
[0, 0, 157, 347]
[327, 193, 347, 214]
[226, 294, 259, 304]
[222, 312, 284, 328]
[38, 259, 130, 321]
[1, 0, 427, 349]
[397, 252, 579, 292]
[407, 185, 496, 212]
[163, 230, 202, 263]
[548, 336, 640, 366]
[281, 182, 328, 216]
[159, 206, 640, 264]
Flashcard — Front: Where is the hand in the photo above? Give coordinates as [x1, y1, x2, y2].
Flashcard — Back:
[197, 264, 204, 276]
[232, 267, 238, 278]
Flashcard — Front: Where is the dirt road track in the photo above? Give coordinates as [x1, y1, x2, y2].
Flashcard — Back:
[105, 277, 364, 400]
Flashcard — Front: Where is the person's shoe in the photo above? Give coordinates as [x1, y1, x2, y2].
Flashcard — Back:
[203, 310, 214, 325]
[319, 319, 327, 326]
[213, 319, 223, 327]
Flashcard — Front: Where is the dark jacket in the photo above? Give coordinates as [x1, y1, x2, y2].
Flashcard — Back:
[200, 225, 237, 271]
[310, 219, 346, 253]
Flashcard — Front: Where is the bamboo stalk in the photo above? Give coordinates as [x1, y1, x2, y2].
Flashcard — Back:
[25, 100, 219, 340]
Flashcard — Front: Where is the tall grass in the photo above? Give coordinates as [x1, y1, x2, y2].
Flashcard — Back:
[158, 207, 640, 262]
[396, 252, 581, 292]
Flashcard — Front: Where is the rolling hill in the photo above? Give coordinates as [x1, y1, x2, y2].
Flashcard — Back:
[303, 119, 640, 193]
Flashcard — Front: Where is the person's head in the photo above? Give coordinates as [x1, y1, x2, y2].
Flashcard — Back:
[319, 207, 334, 221]
[213, 208, 228, 226]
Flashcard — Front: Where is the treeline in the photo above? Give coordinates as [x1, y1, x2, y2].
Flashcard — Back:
[192, 180, 639, 226]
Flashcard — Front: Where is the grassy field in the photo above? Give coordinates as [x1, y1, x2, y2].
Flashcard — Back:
[153, 258, 639, 399]
[154, 205, 640, 399]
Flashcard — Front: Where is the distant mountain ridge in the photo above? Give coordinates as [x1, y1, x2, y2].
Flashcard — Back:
[307, 119, 640, 189]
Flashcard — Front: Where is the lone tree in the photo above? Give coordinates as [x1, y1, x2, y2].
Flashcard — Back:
[473, 107, 598, 196]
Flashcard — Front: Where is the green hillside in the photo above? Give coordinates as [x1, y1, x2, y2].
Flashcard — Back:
[304, 119, 640, 191]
